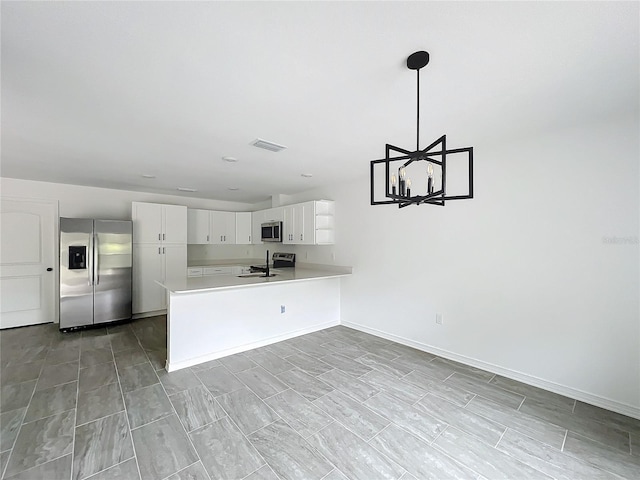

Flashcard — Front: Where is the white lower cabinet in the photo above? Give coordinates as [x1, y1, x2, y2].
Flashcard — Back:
[133, 244, 186, 314]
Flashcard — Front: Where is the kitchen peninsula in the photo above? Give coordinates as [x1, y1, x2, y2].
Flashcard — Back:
[158, 264, 352, 371]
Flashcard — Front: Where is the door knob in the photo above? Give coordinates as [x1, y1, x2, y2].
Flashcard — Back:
[46, 267, 53, 271]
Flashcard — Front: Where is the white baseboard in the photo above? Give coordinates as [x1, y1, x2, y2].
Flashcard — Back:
[167, 319, 339, 372]
[342, 321, 640, 421]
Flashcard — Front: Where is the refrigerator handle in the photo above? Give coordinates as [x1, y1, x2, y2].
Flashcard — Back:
[87, 235, 93, 286]
[94, 233, 100, 285]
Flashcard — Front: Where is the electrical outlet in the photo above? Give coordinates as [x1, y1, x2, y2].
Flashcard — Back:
[281, 305, 286, 314]
[436, 313, 443, 325]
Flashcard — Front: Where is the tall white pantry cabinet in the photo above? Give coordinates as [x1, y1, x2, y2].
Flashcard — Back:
[132, 202, 187, 315]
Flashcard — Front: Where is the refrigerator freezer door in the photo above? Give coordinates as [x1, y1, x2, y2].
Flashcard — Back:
[94, 220, 132, 324]
[60, 218, 94, 329]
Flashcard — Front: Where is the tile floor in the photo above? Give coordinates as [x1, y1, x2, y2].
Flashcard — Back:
[1, 317, 640, 479]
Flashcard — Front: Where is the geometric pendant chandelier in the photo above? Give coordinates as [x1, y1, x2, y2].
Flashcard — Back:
[370, 51, 474, 208]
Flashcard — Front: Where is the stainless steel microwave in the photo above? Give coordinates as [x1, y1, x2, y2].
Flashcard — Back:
[261, 221, 282, 242]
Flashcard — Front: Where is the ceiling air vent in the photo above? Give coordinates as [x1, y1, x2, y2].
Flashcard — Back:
[250, 138, 287, 152]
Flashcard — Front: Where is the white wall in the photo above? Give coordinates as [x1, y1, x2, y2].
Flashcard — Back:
[0, 178, 255, 219]
[287, 113, 640, 416]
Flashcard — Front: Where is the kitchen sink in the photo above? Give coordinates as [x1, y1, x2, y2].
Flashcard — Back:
[237, 273, 277, 278]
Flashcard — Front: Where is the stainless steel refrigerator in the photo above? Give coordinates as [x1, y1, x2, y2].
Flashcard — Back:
[60, 218, 132, 330]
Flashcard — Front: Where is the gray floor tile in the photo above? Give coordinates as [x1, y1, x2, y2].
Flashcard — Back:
[217, 387, 279, 435]
[79, 362, 118, 394]
[563, 431, 640, 479]
[144, 348, 167, 370]
[414, 394, 506, 445]
[119, 362, 159, 393]
[248, 420, 333, 480]
[158, 368, 202, 396]
[244, 465, 280, 480]
[520, 397, 631, 452]
[321, 469, 350, 480]
[195, 365, 244, 397]
[188, 359, 221, 373]
[317, 368, 379, 403]
[308, 422, 404, 480]
[445, 372, 525, 410]
[466, 395, 567, 449]
[36, 361, 79, 391]
[496, 429, 617, 480]
[1, 450, 10, 478]
[76, 382, 124, 426]
[276, 368, 334, 401]
[356, 354, 412, 378]
[489, 375, 575, 412]
[1, 360, 43, 386]
[400, 473, 419, 480]
[132, 414, 198, 480]
[73, 411, 134, 480]
[170, 386, 225, 432]
[243, 350, 294, 375]
[359, 370, 427, 404]
[84, 459, 140, 480]
[364, 392, 447, 443]
[446, 372, 524, 409]
[109, 332, 141, 353]
[320, 341, 369, 360]
[1, 407, 26, 451]
[357, 339, 401, 360]
[4, 453, 72, 480]
[124, 383, 173, 429]
[430, 357, 496, 382]
[264, 389, 332, 438]
[113, 348, 148, 370]
[80, 347, 113, 367]
[267, 341, 303, 358]
[218, 353, 257, 373]
[403, 370, 476, 407]
[46, 345, 81, 366]
[433, 427, 552, 479]
[369, 424, 477, 480]
[313, 389, 389, 441]
[5, 410, 74, 478]
[573, 401, 640, 435]
[167, 461, 209, 480]
[0, 380, 36, 413]
[236, 366, 289, 399]
[286, 337, 333, 358]
[392, 356, 454, 380]
[284, 353, 333, 376]
[24, 381, 77, 423]
[1, 345, 49, 367]
[190, 416, 264, 480]
[319, 353, 373, 377]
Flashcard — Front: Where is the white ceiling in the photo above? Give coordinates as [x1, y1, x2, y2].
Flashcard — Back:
[1, 1, 638, 204]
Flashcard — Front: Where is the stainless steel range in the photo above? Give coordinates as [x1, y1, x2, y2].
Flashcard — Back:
[250, 252, 295, 273]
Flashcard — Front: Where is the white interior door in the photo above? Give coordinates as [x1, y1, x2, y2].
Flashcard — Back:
[0, 198, 57, 329]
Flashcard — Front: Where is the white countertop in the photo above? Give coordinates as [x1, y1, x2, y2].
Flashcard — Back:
[158, 266, 352, 294]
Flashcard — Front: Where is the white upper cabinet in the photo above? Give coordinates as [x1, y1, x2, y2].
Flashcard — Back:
[236, 212, 252, 245]
[283, 205, 295, 244]
[187, 209, 211, 244]
[251, 210, 265, 245]
[187, 209, 237, 244]
[211, 211, 236, 244]
[276, 200, 333, 245]
[132, 202, 187, 244]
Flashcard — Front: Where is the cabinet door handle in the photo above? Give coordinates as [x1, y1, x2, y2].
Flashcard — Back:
[207, 235, 209, 242]
[158, 233, 161, 241]
[163, 247, 165, 254]
[249, 235, 251, 242]
[300, 234, 303, 241]
[163, 233, 165, 241]
[158, 247, 161, 254]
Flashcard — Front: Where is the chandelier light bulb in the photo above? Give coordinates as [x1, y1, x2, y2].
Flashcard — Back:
[427, 164, 434, 177]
